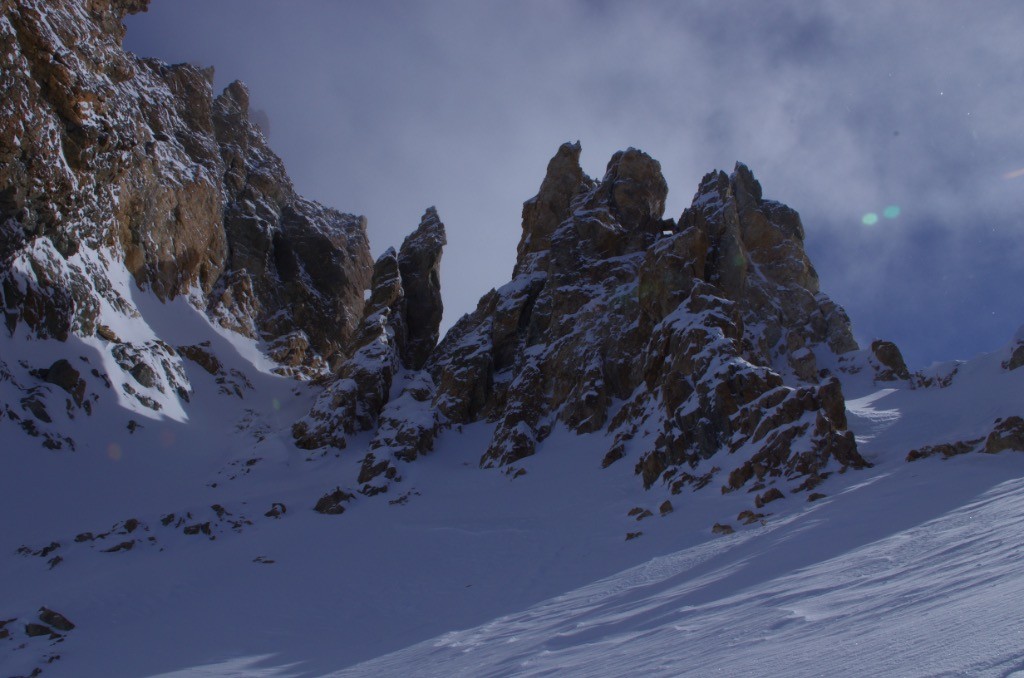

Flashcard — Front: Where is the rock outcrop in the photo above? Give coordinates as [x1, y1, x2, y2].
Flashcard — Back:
[413, 143, 869, 499]
[906, 415, 1024, 461]
[293, 208, 446, 456]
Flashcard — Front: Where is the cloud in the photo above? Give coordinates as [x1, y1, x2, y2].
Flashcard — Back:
[125, 0, 1024, 367]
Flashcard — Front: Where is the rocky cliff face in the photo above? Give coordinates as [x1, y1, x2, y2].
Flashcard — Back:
[0, 0, 372, 382]
[292, 207, 446, 454]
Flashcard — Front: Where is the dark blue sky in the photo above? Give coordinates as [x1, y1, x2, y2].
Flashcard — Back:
[125, 1, 1024, 368]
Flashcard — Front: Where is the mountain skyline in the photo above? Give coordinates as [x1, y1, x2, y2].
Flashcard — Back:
[124, 0, 1024, 368]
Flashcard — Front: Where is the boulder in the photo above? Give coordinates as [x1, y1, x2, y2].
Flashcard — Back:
[38, 607, 74, 632]
[313, 487, 354, 515]
[871, 340, 911, 381]
[43, 359, 86, 406]
[985, 417, 1024, 454]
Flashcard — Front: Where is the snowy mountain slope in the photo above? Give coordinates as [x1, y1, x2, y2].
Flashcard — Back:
[338, 458, 1024, 678]
[2, 318, 1022, 677]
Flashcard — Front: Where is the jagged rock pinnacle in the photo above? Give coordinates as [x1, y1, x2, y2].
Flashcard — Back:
[293, 207, 448, 455]
[399, 206, 447, 370]
[421, 145, 869, 495]
[602, 147, 669, 233]
[515, 141, 592, 276]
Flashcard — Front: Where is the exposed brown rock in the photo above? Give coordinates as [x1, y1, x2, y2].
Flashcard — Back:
[602, 444, 625, 468]
[38, 608, 74, 632]
[904, 417, 1023, 462]
[101, 539, 135, 552]
[737, 510, 765, 525]
[906, 439, 982, 462]
[670, 468, 718, 494]
[1, 0, 371, 378]
[96, 324, 120, 342]
[1004, 343, 1024, 371]
[314, 487, 354, 515]
[712, 523, 735, 535]
[264, 502, 287, 518]
[515, 141, 592, 276]
[754, 488, 785, 509]
[24, 623, 54, 638]
[41, 359, 86, 406]
[870, 340, 911, 381]
[429, 145, 672, 470]
[178, 344, 222, 376]
[604, 147, 669, 234]
[985, 416, 1024, 454]
[398, 207, 447, 370]
[627, 507, 653, 521]
[181, 523, 210, 537]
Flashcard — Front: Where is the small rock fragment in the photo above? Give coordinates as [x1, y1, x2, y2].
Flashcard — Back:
[25, 623, 54, 638]
[314, 487, 354, 515]
[754, 488, 785, 509]
[38, 608, 74, 632]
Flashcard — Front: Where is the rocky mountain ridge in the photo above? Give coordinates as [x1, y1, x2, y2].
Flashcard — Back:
[325, 142, 887, 507]
[1, 0, 373, 386]
[3, 0, 1019, 495]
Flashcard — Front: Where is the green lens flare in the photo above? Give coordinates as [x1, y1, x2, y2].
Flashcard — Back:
[862, 213, 879, 226]
[883, 205, 901, 219]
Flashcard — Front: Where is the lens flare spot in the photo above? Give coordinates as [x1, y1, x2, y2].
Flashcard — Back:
[107, 443, 122, 461]
[1004, 168, 1024, 180]
[272, 398, 281, 411]
[883, 205, 901, 219]
[861, 213, 879, 226]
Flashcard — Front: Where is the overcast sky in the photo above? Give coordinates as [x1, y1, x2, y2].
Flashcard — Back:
[125, 1, 1024, 368]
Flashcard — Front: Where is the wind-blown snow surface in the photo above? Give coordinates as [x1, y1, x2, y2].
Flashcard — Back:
[2, 285, 1023, 677]
[343, 468, 1024, 678]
